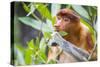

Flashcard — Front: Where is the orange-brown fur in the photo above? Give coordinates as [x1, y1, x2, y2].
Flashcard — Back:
[47, 8, 96, 63]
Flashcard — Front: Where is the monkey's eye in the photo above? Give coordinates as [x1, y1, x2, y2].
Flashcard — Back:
[63, 17, 70, 22]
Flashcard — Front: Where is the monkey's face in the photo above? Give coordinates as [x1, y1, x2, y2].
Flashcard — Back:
[54, 9, 80, 33]
[54, 16, 72, 32]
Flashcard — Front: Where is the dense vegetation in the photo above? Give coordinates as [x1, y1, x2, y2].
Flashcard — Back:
[12, 2, 97, 65]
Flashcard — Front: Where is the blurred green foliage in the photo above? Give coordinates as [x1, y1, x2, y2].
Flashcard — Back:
[13, 2, 97, 65]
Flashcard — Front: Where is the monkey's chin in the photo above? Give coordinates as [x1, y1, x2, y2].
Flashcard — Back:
[54, 29, 59, 32]
[56, 30, 60, 32]
[54, 28, 61, 32]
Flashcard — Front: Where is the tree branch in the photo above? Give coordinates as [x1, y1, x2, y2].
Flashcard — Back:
[48, 32, 90, 61]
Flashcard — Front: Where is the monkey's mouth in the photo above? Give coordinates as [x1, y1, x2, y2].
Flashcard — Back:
[54, 27, 60, 32]
[55, 29, 60, 32]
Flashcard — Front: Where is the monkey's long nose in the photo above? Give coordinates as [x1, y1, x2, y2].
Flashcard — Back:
[54, 24, 60, 27]
[54, 20, 61, 27]
[54, 20, 61, 31]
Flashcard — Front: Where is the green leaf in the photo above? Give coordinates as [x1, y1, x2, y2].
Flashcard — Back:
[22, 2, 30, 13]
[43, 32, 52, 39]
[27, 39, 35, 50]
[14, 45, 25, 65]
[88, 7, 97, 16]
[19, 17, 40, 30]
[66, 5, 72, 9]
[19, 17, 53, 32]
[84, 6, 97, 21]
[38, 50, 47, 63]
[58, 31, 68, 36]
[72, 5, 90, 20]
[51, 4, 61, 17]
[51, 16, 56, 26]
[51, 4, 61, 25]
[22, 2, 40, 20]
[36, 4, 52, 20]
[39, 38, 46, 52]
[15, 44, 25, 52]
[25, 49, 33, 65]
[35, 37, 40, 48]
[26, 4, 35, 16]
[46, 19, 54, 31]
[80, 18, 95, 34]
[47, 60, 56, 64]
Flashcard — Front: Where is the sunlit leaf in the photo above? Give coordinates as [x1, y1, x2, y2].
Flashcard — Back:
[27, 39, 35, 50]
[43, 32, 52, 39]
[25, 49, 33, 65]
[59, 31, 68, 36]
[52, 16, 56, 25]
[22, 2, 30, 13]
[36, 4, 52, 20]
[80, 18, 95, 34]
[38, 50, 47, 63]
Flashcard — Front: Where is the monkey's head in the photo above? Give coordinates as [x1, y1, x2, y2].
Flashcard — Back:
[54, 8, 80, 33]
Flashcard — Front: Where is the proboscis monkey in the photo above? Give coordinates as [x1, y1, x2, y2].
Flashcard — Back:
[47, 8, 97, 63]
